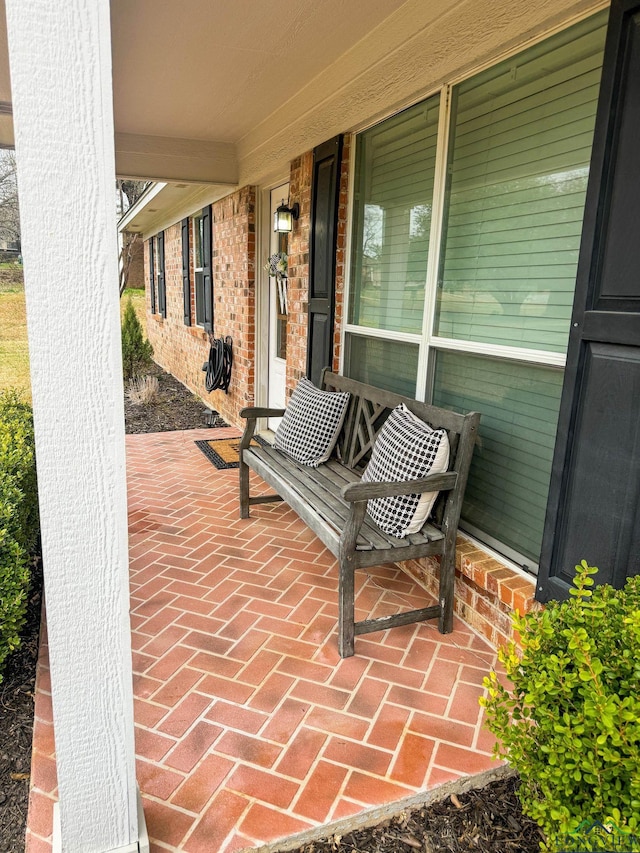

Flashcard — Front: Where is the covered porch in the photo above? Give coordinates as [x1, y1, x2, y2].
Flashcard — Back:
[4, 0, 628, 848]
[27, 426, 500, 852]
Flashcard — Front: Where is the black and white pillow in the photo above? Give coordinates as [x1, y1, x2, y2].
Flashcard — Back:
[361, 403, 450, 538]
[274, 377, 350, 467]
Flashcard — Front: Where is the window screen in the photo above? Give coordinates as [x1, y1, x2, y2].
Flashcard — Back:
[433, 352, 564, 565]
[349, 95, 440, 334]
[434, 16, 606, 353]
[345, 334, 418, 398]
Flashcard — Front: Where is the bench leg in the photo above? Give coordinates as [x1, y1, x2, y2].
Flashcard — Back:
[338, 555, 355, 658]
[239, 457, 250, 519]
[438, 549, 455, 634]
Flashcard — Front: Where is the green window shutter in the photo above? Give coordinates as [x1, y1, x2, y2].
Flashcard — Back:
[202, 205, 213, 333]
[434, 16, 607, 353]
[148, 238, 156, 315]
[349, 94, 440, 335]
[157, 231, 166, 318]
[182, 218, 191, 325]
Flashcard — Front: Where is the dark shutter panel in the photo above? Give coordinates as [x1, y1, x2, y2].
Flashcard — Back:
[149, 238, 156, 315]
[182, 218, 191, 325]
[307, 135, 343, 387]
[537, 0, 640, 601]
[202, 205, 213, 332]
[157, 231, 166, 318]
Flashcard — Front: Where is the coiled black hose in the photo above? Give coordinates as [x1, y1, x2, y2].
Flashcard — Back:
[203, 336, 233, 394]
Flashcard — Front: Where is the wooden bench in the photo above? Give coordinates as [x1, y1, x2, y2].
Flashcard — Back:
[239, 371, 480, 657]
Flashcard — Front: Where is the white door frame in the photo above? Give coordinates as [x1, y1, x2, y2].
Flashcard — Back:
[256, 178, 289, 427]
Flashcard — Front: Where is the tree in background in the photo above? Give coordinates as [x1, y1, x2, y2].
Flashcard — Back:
[0, 149, 20, 253]
[119, 231, 141, 296]
[117, 180, 150, 295]
[116, 179, 150, 217]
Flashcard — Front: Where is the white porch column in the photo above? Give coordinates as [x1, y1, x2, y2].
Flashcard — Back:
[5, 2, 143, 852]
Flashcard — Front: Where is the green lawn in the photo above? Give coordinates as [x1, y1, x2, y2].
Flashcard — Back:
[121, 288, 147, 330]
[0, 284, 147, 403]
[0, 288, 31, 401]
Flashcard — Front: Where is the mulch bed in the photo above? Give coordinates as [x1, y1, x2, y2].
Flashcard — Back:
[123, 364, 228, 433]
[284, 776, 542, 852]
[0, 364, 543, 852]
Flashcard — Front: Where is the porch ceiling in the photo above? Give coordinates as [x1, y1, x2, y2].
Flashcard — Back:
[0, 0, 410, 182]
[0, 0, 607, 186]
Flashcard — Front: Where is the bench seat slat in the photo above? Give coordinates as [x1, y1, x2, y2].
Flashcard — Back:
[246, 446, 388, 550]
[244, 446, 441, 554]
[295, 456, 443, 546]
[303, 459, 396, 549]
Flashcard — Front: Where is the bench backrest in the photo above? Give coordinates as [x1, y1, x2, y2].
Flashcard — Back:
[321, 370, 480, 529]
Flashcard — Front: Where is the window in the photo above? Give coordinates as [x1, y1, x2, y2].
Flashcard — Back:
[149, 233, 165, 318]
[344, 12, 607, 571]
[193, 206, 212, 331]
[148, 238, 156, 315]
[155, 232, 166, 318]
[182, 218, 191, 325]
[349, 95, 440, 337]
[194, 211, 205, 325]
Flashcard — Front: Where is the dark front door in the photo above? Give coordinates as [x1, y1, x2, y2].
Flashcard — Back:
[307, 135, 343, 387]
[537, 0, 640, 601]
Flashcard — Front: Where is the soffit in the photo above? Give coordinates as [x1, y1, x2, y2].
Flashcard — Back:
[109, 0, 409, 142]
[118, 181, 230, 239]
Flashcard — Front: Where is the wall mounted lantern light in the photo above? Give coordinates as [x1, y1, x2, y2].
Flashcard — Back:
[274, 199, 300, 233]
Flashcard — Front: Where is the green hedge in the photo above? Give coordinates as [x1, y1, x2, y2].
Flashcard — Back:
[0, 389, 38, 681]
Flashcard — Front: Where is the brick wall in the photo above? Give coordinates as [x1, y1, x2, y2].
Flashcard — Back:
[144, 186, 256, 428]
[284, 151, 313, 396]
[401, 537, 542, 649]
[212, 187, 256, 421]
[333, 135, 350, 372]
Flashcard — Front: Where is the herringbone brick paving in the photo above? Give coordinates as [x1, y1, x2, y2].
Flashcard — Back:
[26, 427, 501, 853]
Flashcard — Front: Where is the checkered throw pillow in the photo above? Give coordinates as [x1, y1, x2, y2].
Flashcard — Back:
[274, 377, 351, 467]
[361, 404, 450, 538]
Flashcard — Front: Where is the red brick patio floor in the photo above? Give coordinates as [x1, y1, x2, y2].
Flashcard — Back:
[26, 427, 501, 853]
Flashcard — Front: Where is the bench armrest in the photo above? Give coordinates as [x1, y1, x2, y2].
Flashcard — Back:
[341, 471, 458, 503]
[239, 406, 286, 419]
[239, 406, 286, 449]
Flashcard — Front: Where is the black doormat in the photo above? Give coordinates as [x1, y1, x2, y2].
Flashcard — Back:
[195, 435, 266, 470]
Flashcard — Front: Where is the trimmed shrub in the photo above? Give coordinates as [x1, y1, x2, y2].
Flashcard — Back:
[0, 389, 38, 680]
[121, 297, 153, 382]
[482, 561, 640, 851]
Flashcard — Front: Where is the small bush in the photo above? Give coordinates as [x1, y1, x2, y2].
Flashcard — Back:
[0, 389, 38, 681]
[127, 374, 159, 406]
[121, 297, 153, 382]
[482, 561, 640, 851]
